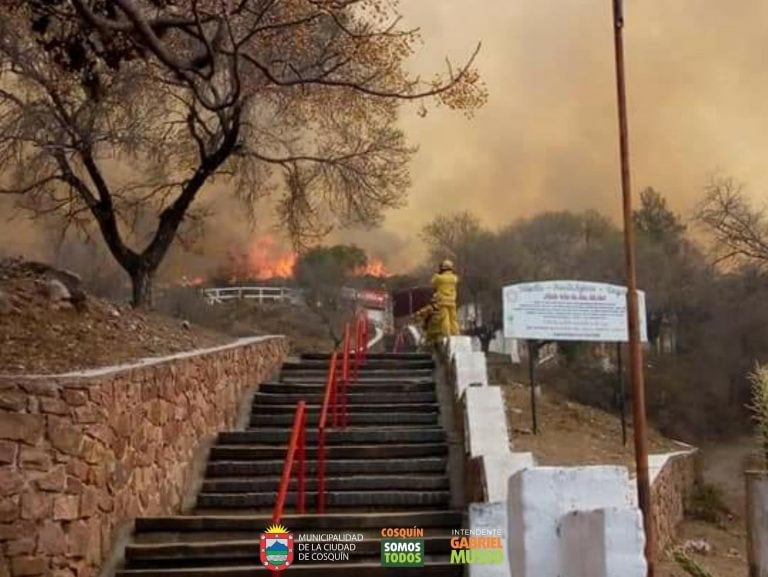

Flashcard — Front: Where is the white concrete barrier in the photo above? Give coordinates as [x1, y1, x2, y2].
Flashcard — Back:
[747, 470, 768, 577]
[454, 351, 489, 397]
[448, 335, 474, 357]
[560, 508, 646, 577]
[507, 466, 632, 577]
[469, 502, 511, 577]
[484, 453, 536, 502]
[464, 386, 509, 458]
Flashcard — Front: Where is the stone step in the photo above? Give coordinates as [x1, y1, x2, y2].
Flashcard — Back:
[280, 369, 434, 379]
[196, 490, 451, 509]
[278, 376, 434, 386]
[258, 382, 436, 394]
[206, 457, 447, 478]
[251, 392, 437, 405]
[282, 360, 435, 371]
[217, 428, 446, 446]
[117, 561, 462, 577]
[249, 412, 439, 427]
[250, 403, 440, 414]
[201, 475, 450, 493]
[134, 510, 463, 532]
[209, 443, 449, 461]
[302, 352, 432, 361]
[125, 535, 453, 564]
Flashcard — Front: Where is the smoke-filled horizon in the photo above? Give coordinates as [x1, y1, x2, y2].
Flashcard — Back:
[354, 0, 768, 270]
[4, 0, 768, 278]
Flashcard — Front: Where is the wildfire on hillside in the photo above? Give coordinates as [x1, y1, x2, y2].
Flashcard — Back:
[246, 236, 297, 279]
[213, 235, 391, 282]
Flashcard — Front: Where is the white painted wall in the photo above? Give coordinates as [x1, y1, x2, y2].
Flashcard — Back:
[464, 386, 509, 457]
[483, 453, 536, 502]
[507, 466, 633, 577]
[560, 508, 647, 577]
[453, 351, 489, 397]
[469, 502, 510, 577]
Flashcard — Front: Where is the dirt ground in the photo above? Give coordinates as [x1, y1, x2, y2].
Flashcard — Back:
[502, 382, 683, 470]
[156, 290, 336, 354]
[657, 517, 747, 577]
[0, 258, 230, 374]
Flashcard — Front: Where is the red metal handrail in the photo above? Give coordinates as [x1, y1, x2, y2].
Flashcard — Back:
[317, 351, 338, 513]
[272, 401, 307, 524]
[341, 324, 350, 429]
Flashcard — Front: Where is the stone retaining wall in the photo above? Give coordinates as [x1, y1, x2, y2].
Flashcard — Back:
[0, 336, 288, 577]
[650, 450, 700, 553]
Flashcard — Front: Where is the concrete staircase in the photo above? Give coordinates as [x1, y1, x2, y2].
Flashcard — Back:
[117, 352, 463, 576]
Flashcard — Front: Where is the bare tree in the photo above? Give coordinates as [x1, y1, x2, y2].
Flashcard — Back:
[0, 1, 486, 306]
[696, 177, 768, 268]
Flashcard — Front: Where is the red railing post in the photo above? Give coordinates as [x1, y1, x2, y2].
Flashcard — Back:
[272, 401, 306, 524]
[353, 317, 361, 381]
[317, 427, 326, 513]
[317, 351, 338, 514]
[341, 324, 350, 429]
[297, 412, 306, 515]
[330, 352, 338, 429]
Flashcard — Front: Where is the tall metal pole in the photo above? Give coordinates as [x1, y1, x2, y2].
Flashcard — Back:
[611, 0, 655, 574]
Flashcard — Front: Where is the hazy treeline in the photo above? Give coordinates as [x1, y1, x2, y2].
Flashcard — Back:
[420, 186, 768, 440]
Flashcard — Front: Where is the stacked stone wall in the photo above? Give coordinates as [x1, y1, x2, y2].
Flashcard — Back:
[0, 336, 288, 577]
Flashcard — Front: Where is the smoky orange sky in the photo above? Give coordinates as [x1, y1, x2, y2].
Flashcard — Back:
[335, 0, 768, 270]
[4, 0, 768, 278]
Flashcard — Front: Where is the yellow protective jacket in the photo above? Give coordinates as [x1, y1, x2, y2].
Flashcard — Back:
[431, 271, 459, 307]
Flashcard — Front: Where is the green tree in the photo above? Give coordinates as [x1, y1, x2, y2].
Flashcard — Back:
[634, 187, 687, 247]
[294, 245, 367, 345]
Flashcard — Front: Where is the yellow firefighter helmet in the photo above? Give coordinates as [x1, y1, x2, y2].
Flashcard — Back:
[439, 259, 454, 272]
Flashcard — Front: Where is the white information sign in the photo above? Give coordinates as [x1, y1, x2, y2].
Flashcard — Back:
[503, 281, 648, 342]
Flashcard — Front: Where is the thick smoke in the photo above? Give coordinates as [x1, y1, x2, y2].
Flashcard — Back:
[5, 0, 768, 276]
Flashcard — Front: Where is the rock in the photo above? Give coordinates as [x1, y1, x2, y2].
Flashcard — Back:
[21, 492, 52, 521]
[37, 467, 67, 492]
[19, 447, 52, 470]
[181, 320, 191, 330]
[683, 539, 712, 555]
[47, 419, 83, 456]
[5, 537, 36, 556]
[0, 413, 44, 444]
[45, 278, 71, 303]
[0, 289, 12, 315]
[0, 469, 23, 496]
[0, 441, 17, 464]
[37, 521, 66, 555]
[11, 557, 47, 577]
[0, 495, 19, 522]
[53, 495, 80, 520]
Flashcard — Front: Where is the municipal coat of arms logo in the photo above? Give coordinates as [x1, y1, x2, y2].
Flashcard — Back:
[260, 525, 294, 571]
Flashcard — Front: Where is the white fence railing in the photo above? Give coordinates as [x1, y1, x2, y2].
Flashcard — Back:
[201, 286, 303, 305]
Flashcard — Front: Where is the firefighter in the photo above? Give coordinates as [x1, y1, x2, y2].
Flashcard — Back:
[431, 259, 460, 337]
[412, 298, 442, 349]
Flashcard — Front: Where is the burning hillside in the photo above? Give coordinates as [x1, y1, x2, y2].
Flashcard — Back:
[206, 235, 390, 284]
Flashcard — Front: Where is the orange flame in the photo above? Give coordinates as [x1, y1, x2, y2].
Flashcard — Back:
[355, 259, 389, 278]
[246, 236, 296, 280]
